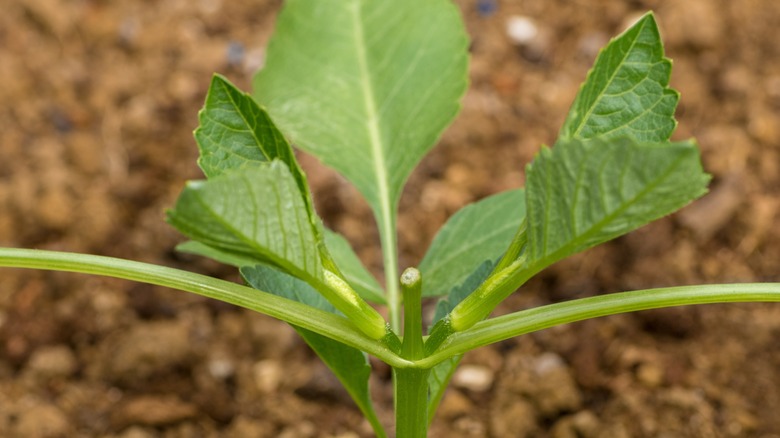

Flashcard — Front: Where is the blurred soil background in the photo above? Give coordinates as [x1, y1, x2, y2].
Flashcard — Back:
[0, 0, 778, 436]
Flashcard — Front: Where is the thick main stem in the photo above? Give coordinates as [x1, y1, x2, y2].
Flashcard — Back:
[395, 268, 429, 438]
[394, 368, 430, 438]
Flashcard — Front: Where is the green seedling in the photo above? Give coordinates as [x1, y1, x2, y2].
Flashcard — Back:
[1, 1, 779, 436]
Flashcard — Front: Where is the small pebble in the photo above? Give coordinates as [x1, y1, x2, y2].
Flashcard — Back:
[533, 352, 564, 375]
[112, 395, 198, 428]
[207, 357, 235, 380]
[117, 426, 157, 438]
[103, 320, 192, 383]
[636, 363, 664, 388]
[253, 359, 283, 393]
[27, 344, 78, 378]
[506, 16, 538, 45]
[452, 364, 494, 392]
[13, 402, 71, 437]
[438, 389, 473, 419]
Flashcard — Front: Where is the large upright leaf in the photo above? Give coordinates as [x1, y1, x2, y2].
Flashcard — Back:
[253, 0, 469, 224]
[241, 264, 386, 438]
[526, 137, 710, 269]
[419, 190, 525, 297]
[558, 13, 678, 143]
[166, 162, 322, 281]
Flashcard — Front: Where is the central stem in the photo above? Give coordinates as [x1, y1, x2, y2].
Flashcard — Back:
[395, 268, 429, 438]
[400, 268, 423, 359]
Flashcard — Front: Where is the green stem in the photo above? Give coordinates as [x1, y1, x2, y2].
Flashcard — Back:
[400, 268, 423, 359]
[419, 283, 780, 368]
[0, 248, 410, 368]
[394, 368, 430, 438]
[395, 267, 429, 437]
[380, 213, 401, 333]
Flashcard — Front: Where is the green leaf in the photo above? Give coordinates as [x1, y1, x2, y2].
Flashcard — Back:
[241, 264, 337, 314]
[175, 240, 259, 268]
[426, 260, 493, 423]
[253, 0, 469, 240]
[166, 162, 322, 281]
[419, 190, 525, 297]
[196, 75, 304, 182]
[427, 355, 461, 423]
[241, 264, 386, 438]
[526, 137, 710, 269]
[195, 75, 340, 264]
[324, 230, 385, 304]
[175, 230, 386, 304]
[558, 13, 678, 143]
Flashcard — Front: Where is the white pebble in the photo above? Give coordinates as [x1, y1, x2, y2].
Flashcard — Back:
[506, 16, 538, 45]
[453, 364, 494, 392]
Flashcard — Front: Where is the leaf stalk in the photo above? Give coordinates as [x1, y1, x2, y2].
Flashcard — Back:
[421, 283, 780, 368]
[0, 248, 410, 368]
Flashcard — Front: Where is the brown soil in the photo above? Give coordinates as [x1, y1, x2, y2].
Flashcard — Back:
[0, 0, 778, 437]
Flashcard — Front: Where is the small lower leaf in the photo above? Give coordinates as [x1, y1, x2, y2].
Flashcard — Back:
[420, 189, 525, 297]
[175, 240, 257, 268]
[241, 264, 386, 438]
[427, 354, 462, 425]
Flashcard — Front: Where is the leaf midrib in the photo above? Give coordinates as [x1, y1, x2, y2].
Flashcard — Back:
[569, 19, 647, 139]
[350, 3, 392, 212]
[189, 173, 320, 283]
[218, 79, 273, 162]
[534, 144, 690, 269]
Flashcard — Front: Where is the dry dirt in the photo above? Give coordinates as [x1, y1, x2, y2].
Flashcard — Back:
[0, 0, 778, 437]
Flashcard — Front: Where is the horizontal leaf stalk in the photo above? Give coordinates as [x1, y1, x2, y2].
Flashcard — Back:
[0, 248, 410, 368]
[421, 283, 780, 368]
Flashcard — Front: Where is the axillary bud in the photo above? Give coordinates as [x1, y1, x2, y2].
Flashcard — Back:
[323, 270, 387, 340]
